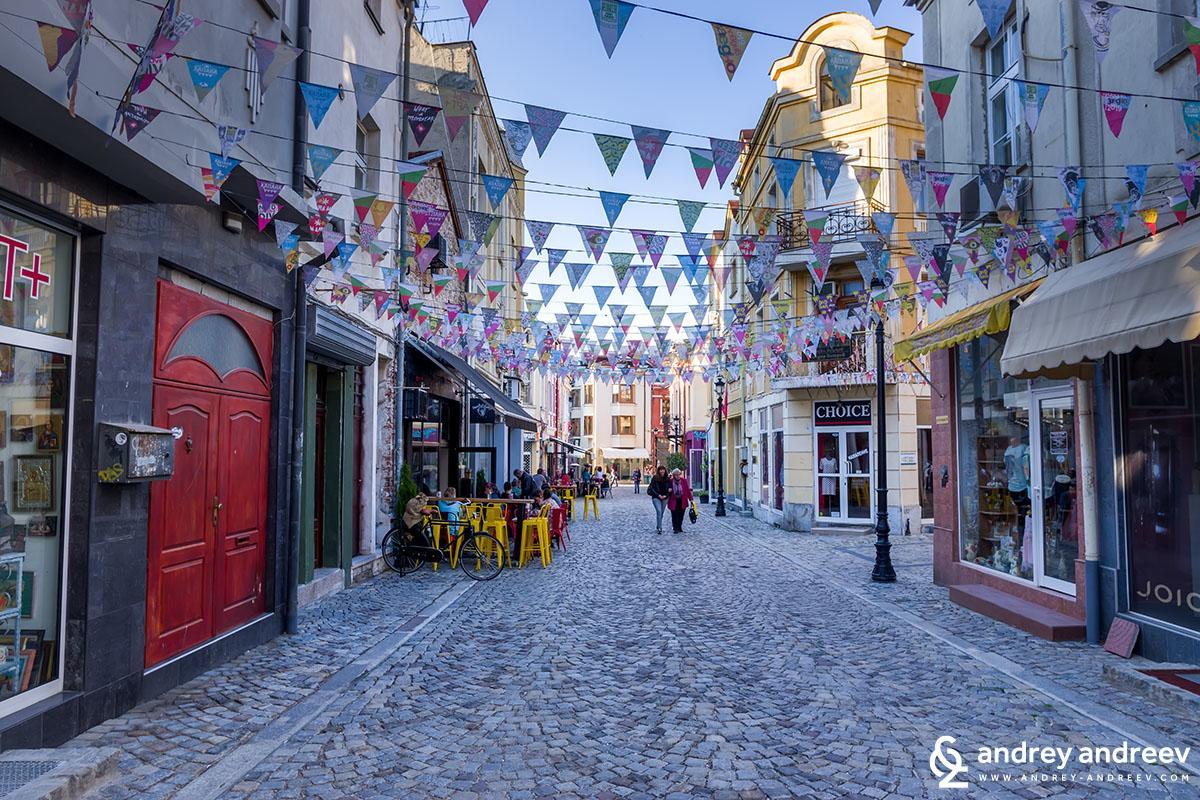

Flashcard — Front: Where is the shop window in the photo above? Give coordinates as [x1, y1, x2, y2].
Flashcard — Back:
[1122, 342, 1200, 632]
[0, 206, 74, 705]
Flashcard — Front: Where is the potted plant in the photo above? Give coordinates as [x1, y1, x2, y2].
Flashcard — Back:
[697, 490, 710, 504]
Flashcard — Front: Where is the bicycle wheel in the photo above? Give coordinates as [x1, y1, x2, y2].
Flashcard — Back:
[382, 529, 425, 576]
[457, 532, 505, 581]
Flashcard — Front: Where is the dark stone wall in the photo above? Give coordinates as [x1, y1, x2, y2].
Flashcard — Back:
[0, 119, 296, 747]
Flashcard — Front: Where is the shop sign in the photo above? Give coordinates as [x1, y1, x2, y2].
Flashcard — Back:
[804, 338, 853, 363]
[469, 396, 497, 424]
[814, 400, 872, 427]
[0, 234, 53, 301]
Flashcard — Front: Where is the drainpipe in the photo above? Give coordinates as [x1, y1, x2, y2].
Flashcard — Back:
[1061, 0, 1101, 644]
[392, 0, 414, 520]
[285, 0, 312, 636]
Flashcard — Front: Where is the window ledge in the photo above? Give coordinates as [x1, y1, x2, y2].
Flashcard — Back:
[1155, 43, 1187, 73]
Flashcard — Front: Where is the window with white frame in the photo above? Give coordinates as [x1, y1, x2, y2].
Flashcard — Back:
[985, 21, 1020, 166]
[355, 118, 380, 192]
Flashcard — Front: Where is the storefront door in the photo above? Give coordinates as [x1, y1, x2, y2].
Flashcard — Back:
[1030, 390, 1078, 596]
[816, 429, 872, 521]
[146, 282, 272, 668]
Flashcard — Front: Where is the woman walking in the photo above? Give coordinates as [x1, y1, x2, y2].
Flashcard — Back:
[647, 465, 671, 535]
[666, 468, 694, 534]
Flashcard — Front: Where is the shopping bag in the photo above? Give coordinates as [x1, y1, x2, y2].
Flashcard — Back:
[688, 499, 698, 524]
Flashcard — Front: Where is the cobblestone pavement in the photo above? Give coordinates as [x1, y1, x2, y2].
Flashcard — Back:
[68, 488, 1200, 799]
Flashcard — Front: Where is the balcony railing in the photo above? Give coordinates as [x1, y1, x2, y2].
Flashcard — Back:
[776, 199, 886, 251]
[770, 327, 928, 389]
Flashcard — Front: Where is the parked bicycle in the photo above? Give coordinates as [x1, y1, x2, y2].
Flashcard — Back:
[381, 518, 505, 581]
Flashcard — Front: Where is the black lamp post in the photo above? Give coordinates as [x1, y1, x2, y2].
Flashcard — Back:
[870, 278, 896, 583]
[714, 375, 727, 517]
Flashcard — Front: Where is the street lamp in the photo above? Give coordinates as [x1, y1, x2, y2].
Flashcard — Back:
[870, 276, 896, 583]
[714, 374, 727, 517]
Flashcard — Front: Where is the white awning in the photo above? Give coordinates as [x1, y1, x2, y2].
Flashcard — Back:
[600, 447, 649, 460]
[1001, 219, 1200, 377]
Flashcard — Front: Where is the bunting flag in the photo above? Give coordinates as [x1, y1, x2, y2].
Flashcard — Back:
[55, 0, 94, 116]
[255, 179, 284, 233]
[504, 119, 533, 158]
[405, 102, 441, 147]
[807, 259, 830, 293]
[937, 212, 960, 242]
[1172, 194, 1190, 224]
[1186, 17, 1200, 74]
[200, 167, 218, 202]
[1138, 207, 1158, 236]
[323, 229, 345, 259]
[899, 159, 927, 211]
[217, 124, 246, 158]
[464, 0, 489, 26]
[1058, 167, 1085, 210]
[468, 211, 500, 245]
[637, 285, 658, 307]
[565, 262, 594, 290]
[253, 36, 299, 92]
[660, 267, 683, 294]
[1124, 164, 1148, 205]
[275, 220, 300, 252]
[294, 82, 336, 130]
[112, 0, 195, 132]
[978, 0, 1012, 38]
[710, 138, 740, 188]
[185, 59, 229, 103]
[410, 201, 447, 236]
[599, 191, 631, 226]
[853, 166, 881, 200]
[872, 211, 896, 241]
[811, 151, 846, 197]
[925, 66, 959, 120]
[646, 234, 668, 268]
[349, 63, 395, 119]
[117, 103, 160, 141]
[588, 0, 636, 58]
[823, 47, 862, 105]
[688, 147, 715, 188]
[631, 126, 670, 177]
[483, 279, 506, 304]
[594, 134, 631, 175]
[1184, 101, 1200, 144]
[481, 174, 514, 209]
[712, 23, 753, 80]
[578, 225, 612, 261]
[1100, 91, 1131, 137]
[593, 285, 615, 308]
[438, 81, 481, 141]
[526, 220, 554, 252]
[928, 171, 954, 209]
[369, 198, 395, 228]
[1079, 0, 1121, 64]
[1015, 80, 1050, 133]
[526, 104, 568, 156]
[770, 157, 803, 197]
[36, 23, 78, 73]
[307, 144, 341, 182]
[397, 161, 427, 199]
[1178, 161, 1200, 207]
[547, 248, 568, 274]
[677, 200, 705, 233]
[979, 165, 1008, 208]
[630, 229, 653, 260]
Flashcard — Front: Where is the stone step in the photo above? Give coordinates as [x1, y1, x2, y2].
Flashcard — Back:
[949, 583, 1086, 641]
[0, 748, 117, 800]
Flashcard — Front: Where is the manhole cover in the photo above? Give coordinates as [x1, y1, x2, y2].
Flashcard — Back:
[0, 761, 60, 796]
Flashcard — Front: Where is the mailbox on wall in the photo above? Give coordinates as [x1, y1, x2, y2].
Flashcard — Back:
[97, 423, 177, 483]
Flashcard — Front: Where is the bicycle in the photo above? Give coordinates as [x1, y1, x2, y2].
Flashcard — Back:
[381, 517, 505, 581]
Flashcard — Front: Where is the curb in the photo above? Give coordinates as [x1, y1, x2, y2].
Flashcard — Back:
[0, 748, 118, 800]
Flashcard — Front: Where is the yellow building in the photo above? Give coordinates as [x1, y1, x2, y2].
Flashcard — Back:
[708, 12, 932, 532]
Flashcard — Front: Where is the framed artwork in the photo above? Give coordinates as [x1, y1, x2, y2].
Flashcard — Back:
[37, 640, 55, 685]
[0, 346, 12, 385]
[33, 368, 66, 409]
[19, 629, 42, 686]
[13, 456, 53, 512]
[9, 413, 34, 444]
[26, 516, 55, 537]
[17, 649, 35, 692]
[19, 572, 32, 619]
[35, 418, 61, 453]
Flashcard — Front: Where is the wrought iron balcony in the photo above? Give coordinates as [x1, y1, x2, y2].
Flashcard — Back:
[776, 199, 886, 251]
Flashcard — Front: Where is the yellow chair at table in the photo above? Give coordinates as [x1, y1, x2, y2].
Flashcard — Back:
[425, 507, 449, 571]
[561, 488, 576, 521]
[582, 487, 599, 520]
[518, 505, 552, 569]
[479, 502, 512, 565]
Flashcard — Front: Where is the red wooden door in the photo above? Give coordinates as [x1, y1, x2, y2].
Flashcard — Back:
[146, 282, 273, 667]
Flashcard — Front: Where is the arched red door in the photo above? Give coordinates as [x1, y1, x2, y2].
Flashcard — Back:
[145, 281, 273, 667]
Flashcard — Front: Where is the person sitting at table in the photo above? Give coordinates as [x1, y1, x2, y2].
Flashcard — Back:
[500, 481, 514, 499]
[541, 487, 561, 510]
[400, 492, 431, 536]
[483, 482, 499, 500]
[437, 488, 465, 524]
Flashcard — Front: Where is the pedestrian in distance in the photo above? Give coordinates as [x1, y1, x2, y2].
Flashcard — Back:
[632, 468, 641, 495]
[647, 465, 671, 535]
[666, 468, 694, 534]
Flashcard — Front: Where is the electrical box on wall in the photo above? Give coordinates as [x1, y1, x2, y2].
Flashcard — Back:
[97, 423, 177, 483]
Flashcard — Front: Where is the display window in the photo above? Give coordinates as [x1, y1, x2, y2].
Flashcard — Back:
[0, 205, 75, 708]
[1121, 342, 1200, 631]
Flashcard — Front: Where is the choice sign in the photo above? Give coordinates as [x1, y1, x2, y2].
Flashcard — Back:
[814, 400, 872, 427]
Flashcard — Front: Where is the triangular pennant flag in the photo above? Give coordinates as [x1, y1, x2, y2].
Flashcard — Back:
[36, 23, 78, 73]
[1015, 80, 1050, 134]
[937, 212, 960, 242]
[117, 103, 160, 141]
[307, 144, 341, 182]
[710, 138, 740, 188]
[688, 147, 714, 188]
[1125, 165, 1148, 205]
[1138, 207, 1159, 236]
[1058, 167, 1085, 211]
[712, 23, 753, 80]
[871, 211, 896, 242]
[323, 229, 345, 259]
[637, 285, 657, 307]
[925, 66, 959, 120]
[537, 283, 561, 303]
[349, 63, 396, 119]
[681, 233, 707, 263]
[274, 220, 299, 251]
[578, 225, 612, 261]
[647, 235, 668, 268]
[438, 81, 481, 142]
[481, 174, 514, 209]
[369, 198, 396, 229]
[547, 248, 568, 274]
[468, 211, 500, 245]
[1179, 162, 1200, 208]
[186, 59, 229, 103]
[1079, 0, 1121, 64]
[631, 126, 670, 178]
[526, 104, 567, 156]
[978, 0, 1012, 38]
[770, 157, 803, 198]
[253, 36, 300, 92]
[660, 267, 683, 294]
[853, 165, 881, 201]
[209, 152, 239, 188]
[255, 179, 284, 233]
[526, 220, 554, 253]
[631, 229, 654, 260]
[979, 165, 1009, 208]
[588, 0, 636, 58]
[1100, 91, 1131, 138]
[504, 119, 533, 159]
[565, 262, 594, 290]
[397, 161, 427, 200]
[811, 151, 846, 198]
[464, 0, 489, 27]
[405, 102, 441, 147]
[928, 171, 954, 209]
[599, 191, 631, 226]
[899, 159, 927, 212]
[822, 47, 862, 105]
[677, 200, 705, 233]
[1185, 17, 1200, 74]
[217, 124, 246, 158]
[1184, 101, 1200, 145]
[594, 134, 631, 175]
[593, 285, 614, 308]
[298, 82, 338, 129]
[802, 209, 828, 245]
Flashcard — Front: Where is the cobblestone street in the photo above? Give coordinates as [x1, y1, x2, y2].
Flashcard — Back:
[65, 489, 1200, 799]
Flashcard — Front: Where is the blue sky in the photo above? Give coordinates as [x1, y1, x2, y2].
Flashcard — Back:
[451, 0, 924, 324]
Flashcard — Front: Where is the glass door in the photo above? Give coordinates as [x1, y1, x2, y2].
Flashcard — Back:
[816, 432, 842, 518]
[815, 429, 872, 520]
[1031, 391, 1078, 595]
[845, 430, 872, 520]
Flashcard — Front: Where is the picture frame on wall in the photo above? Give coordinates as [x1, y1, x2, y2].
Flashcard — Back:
[26, 516, 55, 537]
[17, 649, 35, 692]
[13, 456, 53, 512]
[35, 418, 61, 453]
[0, 346, 12, 385]
[8, 412, 34, 444]
[33, 368, 66, 410]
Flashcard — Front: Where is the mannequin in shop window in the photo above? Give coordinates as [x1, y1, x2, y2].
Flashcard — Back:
[1004, 435, 1031, 517]
[819, 447, 838, 516]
